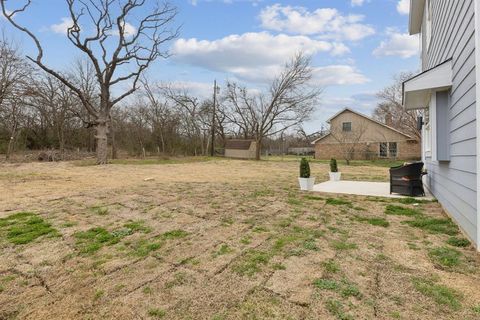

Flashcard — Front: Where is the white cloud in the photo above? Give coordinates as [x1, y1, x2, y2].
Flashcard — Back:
[48, 18, 136, 37]
[166, 81, 214, 98]
[107, 22, 137, 37]
[351, 0, 367, 7]
[49, 17, 74, 35]
[172, 32, 352, 82]
[397, 0, 410, 15]
[373, 29, 419, 58]
[259, 4, 375, 41]
[312, 65, 370, 86]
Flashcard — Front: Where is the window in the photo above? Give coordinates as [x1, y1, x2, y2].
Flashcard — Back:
[435, 91, 450, 161]
[342, 122, 352, 132]
[379, 143, 388, 157]
[389, 142, 398, 158]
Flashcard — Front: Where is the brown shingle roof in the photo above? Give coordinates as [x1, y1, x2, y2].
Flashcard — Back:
[225, 139, 254, 150]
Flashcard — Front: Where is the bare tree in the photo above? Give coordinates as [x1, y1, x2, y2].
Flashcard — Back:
[1, 0, 178, 164]
[329, 120, 368, 165]
[373, 72, 421, 141]
[224, 53, 321, 160]
[0, 35, 31, 160]
[161, 85, 211, 156]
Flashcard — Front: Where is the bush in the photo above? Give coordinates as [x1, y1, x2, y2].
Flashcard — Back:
[299, 157, 310, 178]
[330, 158, 338, 172]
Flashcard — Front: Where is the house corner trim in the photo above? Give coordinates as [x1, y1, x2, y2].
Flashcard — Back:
[474, 0, 480, 251]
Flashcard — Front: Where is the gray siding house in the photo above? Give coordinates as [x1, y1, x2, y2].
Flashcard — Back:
[403, 0, 480, 250]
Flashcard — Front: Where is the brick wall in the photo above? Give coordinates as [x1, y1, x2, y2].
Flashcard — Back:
[315, 140, 420, 160]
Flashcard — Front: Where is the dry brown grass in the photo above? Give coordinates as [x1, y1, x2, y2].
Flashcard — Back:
[0, 158, 479, 319]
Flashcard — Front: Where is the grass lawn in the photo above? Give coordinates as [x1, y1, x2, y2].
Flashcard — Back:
[0, 158, 479, 319]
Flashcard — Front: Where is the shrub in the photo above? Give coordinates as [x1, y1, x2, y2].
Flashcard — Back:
[330, 158, 338, 172]
[299, 157, 311, 178]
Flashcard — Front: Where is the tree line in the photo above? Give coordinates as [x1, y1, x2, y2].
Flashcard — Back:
[1, 0, 418, 164]
[0, 0, 323, 163]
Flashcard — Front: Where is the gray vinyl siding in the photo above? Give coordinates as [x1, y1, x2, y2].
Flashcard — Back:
[422, 0, 477, 242]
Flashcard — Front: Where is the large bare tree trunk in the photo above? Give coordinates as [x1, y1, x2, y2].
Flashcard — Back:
[255, 139, 262, 161]
[95, 121, 109, 164]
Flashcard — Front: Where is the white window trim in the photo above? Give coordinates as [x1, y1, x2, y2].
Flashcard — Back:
[429, 92, 437, 162]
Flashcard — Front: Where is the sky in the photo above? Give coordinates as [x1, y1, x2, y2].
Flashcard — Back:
[0, 0, 419, 134]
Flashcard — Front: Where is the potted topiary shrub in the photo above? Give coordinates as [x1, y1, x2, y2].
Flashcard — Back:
[329, 158, 341, 181]
[298, 157, 315, 191]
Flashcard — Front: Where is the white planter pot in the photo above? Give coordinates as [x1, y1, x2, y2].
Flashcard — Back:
[298, 177, 315, 191]
[329, 172, 341, 181]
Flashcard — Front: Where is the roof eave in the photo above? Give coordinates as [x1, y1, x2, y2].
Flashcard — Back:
[409, 0, 426, 35]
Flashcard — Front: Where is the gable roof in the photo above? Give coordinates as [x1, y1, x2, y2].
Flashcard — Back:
[225, 139, 254, 150]
[311, 107, 414, 144]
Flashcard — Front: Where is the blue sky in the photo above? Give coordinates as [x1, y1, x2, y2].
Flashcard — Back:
[1, 0, 419, 133]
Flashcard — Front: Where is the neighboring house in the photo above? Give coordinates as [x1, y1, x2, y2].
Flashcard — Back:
[224, 139, 257, 159]
[403, 0, 480, 250]
[312, 108, 420, 160]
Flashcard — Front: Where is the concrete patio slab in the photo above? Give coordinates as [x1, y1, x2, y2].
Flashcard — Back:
[312, 180, 435, 199]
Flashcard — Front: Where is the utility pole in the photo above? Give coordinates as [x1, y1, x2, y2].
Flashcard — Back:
[210, 80, 219, 157]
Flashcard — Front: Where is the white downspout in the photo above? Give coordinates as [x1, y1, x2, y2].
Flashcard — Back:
[474, 0, 480, 251]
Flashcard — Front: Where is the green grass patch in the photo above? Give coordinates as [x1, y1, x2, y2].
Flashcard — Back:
[148, 308, 166, 318]
[93, 289, 104, 301]
[428, 247, 463, 268]
[472, 305, 480, 314]
[326, 198, 352, 207]
[341, 281, 361, 298]
[142, 286, 153, 294]
[404, 216, 458, 236]
[124, 220, 152, 233]
[0, 212, 59, 245]
[74, 228, 123, 254]
[232, 250, 271, 276]
[302, 239, 319, 251]
[412, 277, 462, 310]
[240, 236, 252, 245]
[213, 244, 233, 257]
[314, 278, 361, 299]
[277, 218, 292, 228]
[130, 239, 163, 257]
[325, 299, 353, 320]
[252, 226, 268, 233]
[250, 188, 274, 198]
[323, 260, 340, 274]
[272, 263, 286, 270]
[220, 217, 234, 226]
[165, 272, 188, 288]
[396, 197, 431, 205]
[161, 229, 189, 239]
[313, 278, 339, 290]
[90, 205, 109, 216]
[355, 216, 389, 227]
[385, 205, 421, 217]
[331, 239, 357, 250]
[303, 195, 324, 201]
[446, 237, 470, 247]
[287, 197, 303, 206]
